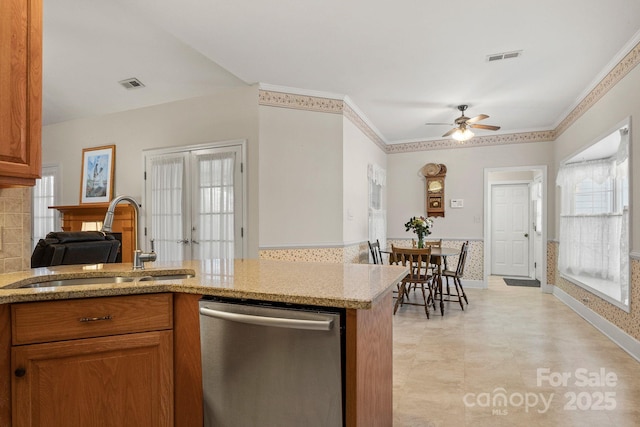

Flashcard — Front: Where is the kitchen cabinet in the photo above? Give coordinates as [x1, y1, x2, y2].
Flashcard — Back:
[345, 291, 393, 426]
[172, 293, 204, 426]
[0, 260, 401, 426]
[10, 294, 174, 426]
[0, 0, 42, 187]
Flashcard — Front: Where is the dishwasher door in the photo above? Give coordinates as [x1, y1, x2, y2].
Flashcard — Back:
[199, 298, 344, 427]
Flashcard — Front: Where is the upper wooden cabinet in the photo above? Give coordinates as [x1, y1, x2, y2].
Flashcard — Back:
[0, 0, 42, 187]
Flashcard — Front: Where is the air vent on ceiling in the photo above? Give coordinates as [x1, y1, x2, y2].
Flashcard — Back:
[486, 50, 523, 62]
[118, 78, 145, 89]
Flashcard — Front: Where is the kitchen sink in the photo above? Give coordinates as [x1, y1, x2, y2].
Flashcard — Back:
[3, 273, 194, 289]
[137, 274, 193, 281]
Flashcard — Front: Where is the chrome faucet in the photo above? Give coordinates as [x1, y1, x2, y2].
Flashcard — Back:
[101, 195, 157, 270]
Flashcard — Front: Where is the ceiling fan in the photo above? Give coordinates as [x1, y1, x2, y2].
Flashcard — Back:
[426, 105, 501, 141]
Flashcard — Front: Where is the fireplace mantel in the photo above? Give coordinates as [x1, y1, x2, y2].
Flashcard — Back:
[49, 204, 136, 263]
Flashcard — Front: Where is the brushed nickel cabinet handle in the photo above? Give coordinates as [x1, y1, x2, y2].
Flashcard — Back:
[79, 315, 113, 323]
[199, 306, 333, 331]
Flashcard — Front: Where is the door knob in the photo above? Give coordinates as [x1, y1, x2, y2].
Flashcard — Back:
[524, 233, 529, 238]
[15, 368, 26, 377]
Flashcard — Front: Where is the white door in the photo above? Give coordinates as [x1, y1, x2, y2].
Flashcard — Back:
[491, 184, 530, 276]
[144, 144, 244, 262]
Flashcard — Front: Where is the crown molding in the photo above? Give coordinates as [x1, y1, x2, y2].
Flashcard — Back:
[258, 83, 346, 101]
[258, 89, 388, 151]
[342, 102, 387, 151]
[555, 31, 640, 130]
[258, 89, 343, 114]
[258, 38, 640, 154]
[259, 87, 556, 153]
[386, 130, 556, 153]
[555, 39, 640, 137]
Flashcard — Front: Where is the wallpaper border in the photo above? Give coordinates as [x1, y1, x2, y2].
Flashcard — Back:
[258, 40, 640, 154]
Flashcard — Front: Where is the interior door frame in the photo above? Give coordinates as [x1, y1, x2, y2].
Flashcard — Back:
[141, 139, 248, 260]
[531, 175, 544, 283]
[484, 165, 550, 293]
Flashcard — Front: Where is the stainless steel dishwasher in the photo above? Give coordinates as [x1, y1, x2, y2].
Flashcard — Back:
[199, 297, 345, 427]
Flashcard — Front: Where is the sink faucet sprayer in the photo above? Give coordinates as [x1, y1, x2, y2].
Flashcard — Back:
[101, 195, 157, 270]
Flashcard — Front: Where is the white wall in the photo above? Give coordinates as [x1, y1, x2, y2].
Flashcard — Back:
[258, 106, 343, 247]
[342, 118, 387, 245]
[387, 141, 553, 240]
[42, 86, 261, 256]
[554, 64, 640, 250]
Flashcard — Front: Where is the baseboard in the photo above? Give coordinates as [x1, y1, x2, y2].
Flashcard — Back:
[460, 279, 486, 289]
[553, 287, 640, 363]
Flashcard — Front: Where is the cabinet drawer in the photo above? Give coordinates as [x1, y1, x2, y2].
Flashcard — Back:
[11, 293, 173, 345]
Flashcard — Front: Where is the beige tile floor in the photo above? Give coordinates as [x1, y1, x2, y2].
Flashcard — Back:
[392, 276, 640, 427]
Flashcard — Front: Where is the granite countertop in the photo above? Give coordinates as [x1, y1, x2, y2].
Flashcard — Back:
[0, 259, 408, 309]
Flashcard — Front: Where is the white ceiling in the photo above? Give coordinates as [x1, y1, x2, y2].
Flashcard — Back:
[44, 0, 640, 144]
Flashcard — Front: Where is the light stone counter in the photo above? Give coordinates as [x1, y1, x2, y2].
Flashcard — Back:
[0, 259, 408, 309]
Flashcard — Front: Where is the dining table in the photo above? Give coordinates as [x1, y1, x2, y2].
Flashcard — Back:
[382, 245, 461, 315]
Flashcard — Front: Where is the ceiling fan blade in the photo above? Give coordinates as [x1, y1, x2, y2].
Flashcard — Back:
[425, 122, 452, 126]
[442, 128, 458, 137]
[469, 123, 501, 131]
[466, 114, 489, 124]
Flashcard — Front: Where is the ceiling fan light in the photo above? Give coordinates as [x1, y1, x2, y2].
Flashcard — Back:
[452, 128, 474, 142]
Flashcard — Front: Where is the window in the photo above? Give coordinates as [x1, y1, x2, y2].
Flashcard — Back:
[573, 177, 613, 215]
[556, 121, 630, 308]
[32, 165, 60, 248]
[368, 163, 386, 256]
[532, 180, 542, 233]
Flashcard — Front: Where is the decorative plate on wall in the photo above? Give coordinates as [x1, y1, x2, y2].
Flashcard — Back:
[422, 163, 441, 176]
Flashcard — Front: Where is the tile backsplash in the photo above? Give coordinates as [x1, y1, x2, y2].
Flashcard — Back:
[0, 187, 31, 273]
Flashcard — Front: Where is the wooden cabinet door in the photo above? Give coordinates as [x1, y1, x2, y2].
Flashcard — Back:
[12, 331, 173, 427]
[0, 0, 42, 187]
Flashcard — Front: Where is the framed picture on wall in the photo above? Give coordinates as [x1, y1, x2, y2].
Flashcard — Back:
[80, 145, 115, 204]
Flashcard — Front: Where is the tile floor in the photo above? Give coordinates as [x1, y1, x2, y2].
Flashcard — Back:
[392, 276, 640, 427]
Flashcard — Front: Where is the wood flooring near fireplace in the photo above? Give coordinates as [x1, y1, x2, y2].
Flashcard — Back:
[392, 276, 640, 427]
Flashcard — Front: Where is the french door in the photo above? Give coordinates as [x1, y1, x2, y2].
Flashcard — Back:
[144, 143, 244, 262]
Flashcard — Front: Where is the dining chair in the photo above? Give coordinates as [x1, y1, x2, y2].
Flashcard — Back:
[411, 238, 441, 249]
[405, 238, 442, 293]
[423, 239, 442, 248]
[423, 238, 448, 271]
[368, 239, 383, 264]
[390, 245, 434, 318]
[440, 241, 470, 310]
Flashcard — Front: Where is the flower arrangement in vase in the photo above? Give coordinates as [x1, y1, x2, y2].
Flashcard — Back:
[404, 216, 434, 248]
